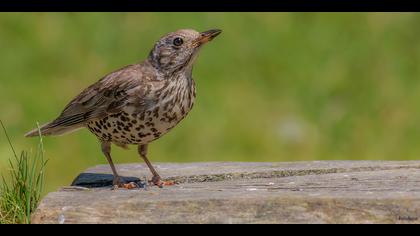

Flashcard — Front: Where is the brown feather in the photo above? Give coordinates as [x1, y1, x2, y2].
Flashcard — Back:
[26, 62, 161, 137]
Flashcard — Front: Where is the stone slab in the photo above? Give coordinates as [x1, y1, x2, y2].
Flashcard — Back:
[32, 161, 420, 224]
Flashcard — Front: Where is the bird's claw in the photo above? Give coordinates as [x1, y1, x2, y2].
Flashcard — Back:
[111, 177, 139, 190]
[149, 175, 175, 188]
[123, 182, 139, 189]
[111, 176, 174, 190]
[112, 181, 139, 190]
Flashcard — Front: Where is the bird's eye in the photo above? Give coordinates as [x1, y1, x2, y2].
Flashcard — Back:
[173, 37, 184, 46]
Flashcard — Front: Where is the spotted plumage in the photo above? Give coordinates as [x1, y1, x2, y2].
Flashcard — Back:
[85, 71, 196, 147]
[25, 29, 222, 188]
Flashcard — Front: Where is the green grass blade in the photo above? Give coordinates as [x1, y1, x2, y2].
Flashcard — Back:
[0, 121, 48, 224]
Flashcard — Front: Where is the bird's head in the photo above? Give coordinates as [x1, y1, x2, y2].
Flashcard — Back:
[148, 29, 222, 75]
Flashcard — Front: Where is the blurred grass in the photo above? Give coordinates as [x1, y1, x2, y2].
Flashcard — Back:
[1, 13, 420, 194]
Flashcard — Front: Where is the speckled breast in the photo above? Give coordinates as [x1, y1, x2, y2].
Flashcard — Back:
[86, 78, 196, 146]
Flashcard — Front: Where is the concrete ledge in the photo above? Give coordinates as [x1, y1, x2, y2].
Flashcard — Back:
[32, 161, 420, 224]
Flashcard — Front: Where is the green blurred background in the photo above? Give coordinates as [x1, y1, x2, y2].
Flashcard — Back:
[1, 13, 420, 194]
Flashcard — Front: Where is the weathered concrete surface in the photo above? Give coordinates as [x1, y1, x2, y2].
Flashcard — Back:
[32, 161, 420, 224]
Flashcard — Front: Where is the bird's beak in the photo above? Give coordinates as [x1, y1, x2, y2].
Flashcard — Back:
[194, 29, 222, 47]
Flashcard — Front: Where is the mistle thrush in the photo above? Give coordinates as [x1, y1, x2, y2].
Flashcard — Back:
[25, 29, 222, 188]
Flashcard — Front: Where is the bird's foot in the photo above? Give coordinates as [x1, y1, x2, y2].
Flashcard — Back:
[149, 175, 175, 188]
[111, 177, 124, 190]
[111, 177, 140, 190]
[122, 182, 140, 189]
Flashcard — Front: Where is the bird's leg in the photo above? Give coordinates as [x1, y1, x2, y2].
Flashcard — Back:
[138, 144, 161, 187]
[101, 142, 124, 189]
[138, 144, 174, 188]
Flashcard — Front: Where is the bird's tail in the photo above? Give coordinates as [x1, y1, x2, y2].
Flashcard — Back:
[25, 121, 83, 138]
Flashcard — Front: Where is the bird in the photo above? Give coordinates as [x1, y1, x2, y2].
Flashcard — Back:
[25, 28, 222, 188]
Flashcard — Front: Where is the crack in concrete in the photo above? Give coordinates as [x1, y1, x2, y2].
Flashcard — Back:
[166, 165, 420, 184]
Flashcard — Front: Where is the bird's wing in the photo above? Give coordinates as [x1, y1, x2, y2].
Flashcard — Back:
[50, 63, 158, 128]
